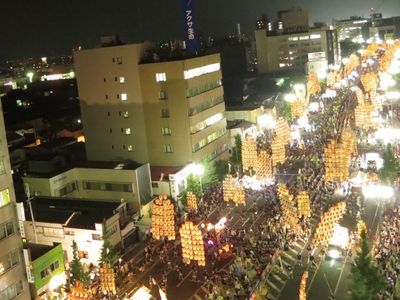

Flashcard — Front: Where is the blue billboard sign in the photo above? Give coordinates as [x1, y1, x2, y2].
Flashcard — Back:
[182, 0, 199, 53]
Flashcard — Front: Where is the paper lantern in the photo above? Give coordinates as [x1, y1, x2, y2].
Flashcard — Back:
[151, 195, 176, 240]
[187, 191, 198, 213]
[180, 221, 206, 266]
[242, 134, 258, 171]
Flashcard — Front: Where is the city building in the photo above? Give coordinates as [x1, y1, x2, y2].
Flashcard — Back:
[0, 102, 30, 299]
[74, 40, 229, 167]
[22, 161, 152, 213]
[333, 16, 369, 42]
[368, 16, 400, 41]
[23, 243, 65, 299]
[255, 9, 339, 74]
[21, 197, 127, 266]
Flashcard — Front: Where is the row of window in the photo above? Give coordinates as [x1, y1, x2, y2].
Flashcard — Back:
[186, 80, 222, 98]
[0, 280, 23, 300]
[109, 128, 131, 134]
[103, 76, 125, 83]
[192, 128, 226, 153]
[188, 95, 224, 116]
[112, 57, 123, 64]
[0, 220, 14, 241]
[58, 181, 78, 197]
[82, 181, 133, 192]
[107, 111, 129, 118]
[0, 249, 20, 276]
[35, 226, 64, 238]
[40, 260, 60, 279]
[111, 144, 133, 152]
[190, 113, 224, 135]
[105, 93, 127, 101]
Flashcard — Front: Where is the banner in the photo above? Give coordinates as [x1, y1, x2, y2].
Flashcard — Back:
[182, 0, 199, 53]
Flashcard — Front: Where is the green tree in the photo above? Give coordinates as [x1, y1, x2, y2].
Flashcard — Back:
[213, 159, 229, 181]
[202, 158, 218, 186]
[340, 38, 360, 58]
[275, 99, 292, 121]
[230, 134, 242, 171]
[350, 230, 386, 300]
[178, 174, 202, 207]
[70, 240, 90, 287]
[99, 224, 120, 266]
[379, 143, 399, 184]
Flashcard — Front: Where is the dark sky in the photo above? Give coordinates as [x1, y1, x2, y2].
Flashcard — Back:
[2, 0, 400, 62]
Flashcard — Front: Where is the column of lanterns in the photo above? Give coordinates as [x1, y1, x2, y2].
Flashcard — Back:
[223, 174, 235, 202]
[180, 221, 206, 266]
[151, 195, 175, 240]
[312, 202, 346, 248]
[327, 71, 337, 87]
[354, 87, 373, 128]
[67, 282, 91, 300]
[271, 118, 290, 166]
[242, 134, 258, 171]
[299, 271, 308, 300]
[278, 184, 300, 233]
[306, 72, 321, 101]
[324, 140, 350, 182]
[343, 54, 360, 77]
[187, 191, 198, 213]
[297, 191, 311, 218]
[254, 150, 273, 180]
[233, 186, 246, 206]
[99, 263, 116, 295]
[291, 99, 307, 118]
[341, 128, 357, 157]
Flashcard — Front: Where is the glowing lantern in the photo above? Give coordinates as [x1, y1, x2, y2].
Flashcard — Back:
[297, 191, 311, 218]
[222, 174, 236, 202]
[278, 184, 300, 234]
[242, 134, 258, 171]
[180, 221, 206, 266]
[99, 263, 116, 295]
[254, 150, 273, 180]
[306, 72, 321, 101]
[151, 195, 176, 240]
[299, 271, 308, 300]
[67, 281, 91, 300]
[187, 191, 198, 213]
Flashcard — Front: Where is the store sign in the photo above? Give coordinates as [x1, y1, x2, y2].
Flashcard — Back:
[308, 51, 326, 62]
[23, 249, 34, 283]
[182, 0, 199, 53]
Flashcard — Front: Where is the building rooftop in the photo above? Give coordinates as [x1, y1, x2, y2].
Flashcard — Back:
[25, 243, 58, 261]
[227, 120, 255, 130]
[226, 93, 276, 111]
[25, 197, 121, 230]
[150, 166, 184, 182]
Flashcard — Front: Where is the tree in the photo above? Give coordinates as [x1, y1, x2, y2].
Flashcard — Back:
[230, 134, 242, 171]
[340, 39, 360, 58]
[99, 224, 120, 266]
[275, 99, 292, 122]
[350, 230, 386, 300]
[70, 240, 90, 287]
[379, 143, 399, 184]
[178, 174, 202, 207]
[213, 159, 229, 181]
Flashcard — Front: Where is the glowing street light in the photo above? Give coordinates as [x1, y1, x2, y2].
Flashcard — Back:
[26, 72, 34, 83]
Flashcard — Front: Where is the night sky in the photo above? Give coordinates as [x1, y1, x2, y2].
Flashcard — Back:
[2, 0, 400, 62]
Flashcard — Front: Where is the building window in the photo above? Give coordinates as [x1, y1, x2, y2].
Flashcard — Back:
[78, 251, 88, 259]
[161, 127, 171, 136]
[65, 230, 75, 236]
[0, 157, 5, 175]
[183, 63, 220, 80]
[127, 145, 133, 152]
[116, 57, 123, 64]
[0, 280, 23, 300]
[156, 73, 167, 82]
[43, 227, 64, 238]
[92, 234, 102, 241]
[160, 109, 170, 118]
[123, 111, 129, 118]
[164, 144, 173, 153]
[0, 189, 10, 207]
[103, 78, 106, 82]
[121, 93, 127, 101]
[105, 94, 108, 100]
[114, 76, 118, 82]
[123, 145, 126, 149]
[152, 182, 159, 188]
[110, 128, 112, 133]
[0, 249, 20, 276]
[119, 77, 125, 83]
[111, 145, 114, 149]
[159, 91, 168, 100]
[107, 112, 110, 117]
[125, 128, 131, 135]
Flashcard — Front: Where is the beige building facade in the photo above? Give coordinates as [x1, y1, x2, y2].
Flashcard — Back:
[0, 103, 30, 299]
[74, 44, 229, 167]
[255, 28, 339, 73]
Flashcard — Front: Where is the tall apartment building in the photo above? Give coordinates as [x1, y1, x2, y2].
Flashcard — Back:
[0, 102, 30, 299]
[333, 16, 369, 42]
[74, 43, 228, 167]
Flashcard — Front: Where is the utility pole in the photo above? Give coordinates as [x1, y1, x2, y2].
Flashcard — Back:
[24, 183, 38, 243]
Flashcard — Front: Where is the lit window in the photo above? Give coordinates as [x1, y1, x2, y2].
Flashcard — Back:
[164, 144, 173, 153]
[299, 36, 310, 40]
[78, 251, 88, 259]
[288, 37, 299, 41]
[119, 77, 125, 83]
[0, 189, 10, 207]
[183, 63, 220, 80]
[310, 34, 321, 40]
[128, 145, 133, 152]
[156, 73, 167, 82]
[162, 127, 171, 136]
[123, 111, 129, 118]
[116, 57, 123, 64]
[125, 128, 131, 135]
[121, 93, 127, 101]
